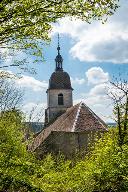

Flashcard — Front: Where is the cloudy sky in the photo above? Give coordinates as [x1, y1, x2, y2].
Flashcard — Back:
[1, 0, 128, 122]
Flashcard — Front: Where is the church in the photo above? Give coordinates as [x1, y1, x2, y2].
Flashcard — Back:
[30, 37, 108, 158]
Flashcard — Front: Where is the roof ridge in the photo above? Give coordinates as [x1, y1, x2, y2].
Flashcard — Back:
[53, 105, 78, 131]
[82, 102, 108, 131]
[71, 102, 83, 132]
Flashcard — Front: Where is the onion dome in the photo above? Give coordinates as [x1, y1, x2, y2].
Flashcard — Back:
[49, 71, 73, 89]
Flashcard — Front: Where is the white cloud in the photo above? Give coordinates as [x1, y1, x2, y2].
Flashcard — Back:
[71, 67, 109, 86]
[86, 67, 109, 84]
[52, 0, 128, 64]
[22, 102, 46, 122]
[73, 67, 114, 122]
[71, 77, 85, 85]
[89, 83, 107, 96]
[84, 82, 113, 122]
[0, 70, 48, 92]
[22, 102, 46, 112]
[16, 75, 48, 92]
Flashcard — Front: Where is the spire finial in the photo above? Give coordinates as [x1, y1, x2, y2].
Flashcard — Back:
[58, 33, 59, 47]
[55, 34, 63, 71]
[57, 33, 60, 54]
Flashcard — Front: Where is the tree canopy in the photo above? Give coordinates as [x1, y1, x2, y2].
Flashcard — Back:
[0, 0, 119, 68]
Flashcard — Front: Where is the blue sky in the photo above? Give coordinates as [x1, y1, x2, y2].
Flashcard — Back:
[1, 0, 128, 122]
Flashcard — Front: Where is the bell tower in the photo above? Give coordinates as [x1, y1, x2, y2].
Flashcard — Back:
[45, 35, 73, 124]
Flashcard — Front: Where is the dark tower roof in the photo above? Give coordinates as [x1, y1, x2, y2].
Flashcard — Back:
[49, 71, 73, 89]
[48, 34, 73, 90]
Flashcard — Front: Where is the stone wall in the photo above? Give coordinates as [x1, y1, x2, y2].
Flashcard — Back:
[46, 89, 73, 122]
[47, 89, 73, 108]
[35, 131, 103, 159]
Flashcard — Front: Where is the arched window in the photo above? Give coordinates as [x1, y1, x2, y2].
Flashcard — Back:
[58, 93, 64, 105]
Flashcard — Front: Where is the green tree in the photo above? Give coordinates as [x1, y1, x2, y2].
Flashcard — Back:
[0, 0, 119, 69]
[0, 109, 43, 191]
[108, 78, 128, 147]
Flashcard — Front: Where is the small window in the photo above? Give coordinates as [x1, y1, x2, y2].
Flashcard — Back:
[58, 93, 64, 105]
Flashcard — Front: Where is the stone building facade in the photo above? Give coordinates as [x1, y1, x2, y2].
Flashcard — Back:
[46, 88, 73, 121]
[34, 131, 102, 159]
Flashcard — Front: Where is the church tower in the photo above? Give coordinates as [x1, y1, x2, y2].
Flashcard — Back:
[45, 35, 73, 124]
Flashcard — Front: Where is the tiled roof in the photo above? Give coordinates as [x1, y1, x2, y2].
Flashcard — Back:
[74, 103, 107, 132]
[48, 71, 73, 89]
[30, 102, 107, 151]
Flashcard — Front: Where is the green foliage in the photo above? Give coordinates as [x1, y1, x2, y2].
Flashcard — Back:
[36, 130, 128, 192]
[87, 130, 128, 192]
[0, 0, 119, 67]
[0, 110, 127, 191]
[0, 109, 43, 191]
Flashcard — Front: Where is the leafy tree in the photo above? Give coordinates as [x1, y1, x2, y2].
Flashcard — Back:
[0, 109, 43, 191]
[108, 78, 128, 147]
[0, 0, 119, 68]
